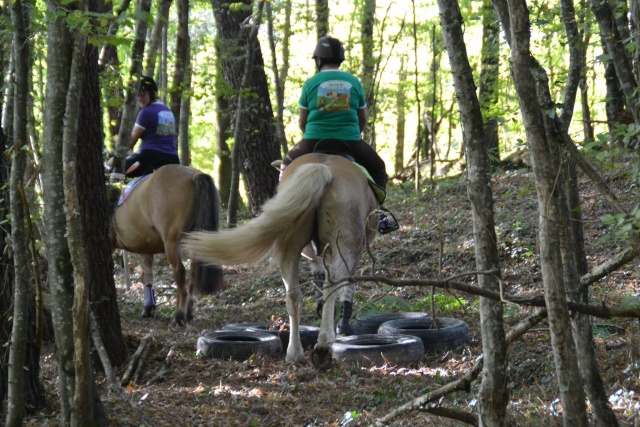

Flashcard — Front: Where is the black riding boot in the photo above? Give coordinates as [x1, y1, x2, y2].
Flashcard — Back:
[336, 300, 354, 336]
[378, 207, 399, 234]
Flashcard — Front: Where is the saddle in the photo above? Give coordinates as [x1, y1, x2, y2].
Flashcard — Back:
[312, 139, 386, 203]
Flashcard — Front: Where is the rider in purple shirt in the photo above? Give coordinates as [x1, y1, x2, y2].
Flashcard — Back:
[125, 76, 180, 177]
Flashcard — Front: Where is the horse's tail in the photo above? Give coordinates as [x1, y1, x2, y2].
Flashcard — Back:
[189, 173, 225, 295]
[183, 163, 333, 267]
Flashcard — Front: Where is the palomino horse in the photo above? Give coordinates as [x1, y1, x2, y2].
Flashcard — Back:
[183, 153, 379, 367]
[110, 164, 224, 325]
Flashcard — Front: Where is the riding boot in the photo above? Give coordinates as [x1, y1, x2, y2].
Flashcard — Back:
[336, 300, 354, 336]
[142, 283, 156, 317]
[378, 206, 399, 234]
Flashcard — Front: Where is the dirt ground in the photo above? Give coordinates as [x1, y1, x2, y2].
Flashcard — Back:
[27, 158, 640, 426]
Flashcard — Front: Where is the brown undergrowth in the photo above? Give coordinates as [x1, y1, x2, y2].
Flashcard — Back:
[27, 159, 640, 426]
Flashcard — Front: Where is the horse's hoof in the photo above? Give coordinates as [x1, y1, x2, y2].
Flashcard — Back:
[311, 346, 333, 371]
[141, 307, 155, 318]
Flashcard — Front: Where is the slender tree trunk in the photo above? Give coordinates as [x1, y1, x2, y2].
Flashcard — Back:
[438, 0, 508, 425]
[501, 0, 588, 424]
[42, 0, 76, 421]
[170, 0, 189, 139]
[179, 67, 191, 165]
[591, 0, 640, 125]
[214, 36, 231, 208]
[395, 56, 406, 174]
[144, 0, 172, 76]
[479, 0, 500, 165]
[6, 0, 34, 422]
[315, 0, 329, 39]
[114, 0, 151, 168]
[411, 0, 421, 193]
[0, 125, 12, 413]
[266, 0, 291, 156]
[601, 38, 626, 147]
[361, 0, 376, 147]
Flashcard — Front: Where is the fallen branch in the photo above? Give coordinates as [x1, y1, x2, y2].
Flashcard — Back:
[133, 337, 153, 384]
[146, 346, 175, 387]
[371, 309, 547, 426]
[122, 332, 153, 385]
[89, 312, 155, 427]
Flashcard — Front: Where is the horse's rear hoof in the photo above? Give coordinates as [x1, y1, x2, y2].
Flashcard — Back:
[311, 346, 333, 371]
[141, 307, 155, 318]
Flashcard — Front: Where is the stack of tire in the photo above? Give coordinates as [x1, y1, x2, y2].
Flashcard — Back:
[196, 322, 320, 361]
[332, 312, 469, 367]
[196, 313, 469, 367]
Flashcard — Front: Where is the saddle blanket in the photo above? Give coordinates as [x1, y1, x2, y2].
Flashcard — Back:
[118, 175, 151, 206]
[354, 164, 386, 203]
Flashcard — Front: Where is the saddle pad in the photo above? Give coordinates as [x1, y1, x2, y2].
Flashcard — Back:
[354, 164, 386, 203]
[118, 174, 151, 206]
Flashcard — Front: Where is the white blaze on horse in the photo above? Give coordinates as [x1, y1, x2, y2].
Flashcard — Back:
[183, 153, 379, 366]
[110, 164, 224, 325]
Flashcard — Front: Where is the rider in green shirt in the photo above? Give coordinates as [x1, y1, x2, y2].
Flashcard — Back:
[282, 36, 398, 234]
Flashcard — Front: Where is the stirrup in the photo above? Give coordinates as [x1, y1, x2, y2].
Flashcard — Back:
[378, 208, 399, 234]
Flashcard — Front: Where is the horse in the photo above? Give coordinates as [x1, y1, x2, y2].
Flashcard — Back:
[182, 153, 379, 367]
[110, 164, 225, 325]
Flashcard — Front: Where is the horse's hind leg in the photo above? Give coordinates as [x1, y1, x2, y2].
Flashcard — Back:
[141, 254, 156, 318]
[281, 256, 305, 364]
[165, 240, 190, 325]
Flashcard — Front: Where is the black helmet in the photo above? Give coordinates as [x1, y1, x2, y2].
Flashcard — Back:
[312, 36, 345, 63]
[139, 76, 157, 94]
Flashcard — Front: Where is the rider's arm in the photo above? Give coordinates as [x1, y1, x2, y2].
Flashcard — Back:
[358, 108, 367, 133]
[129, 124, 144, 151]
[299, 108, 309, 132]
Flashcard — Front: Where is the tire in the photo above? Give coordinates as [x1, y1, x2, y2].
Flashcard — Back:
[351, 312, 430, 335]
[222, 322, 320, 351]
[196, 330, 283, 360]
[331, 334, 424, 366]
[378, 317, 469, 352]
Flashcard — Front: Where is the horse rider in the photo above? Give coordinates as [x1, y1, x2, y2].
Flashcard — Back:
[125, 76, 180, 178]
[280, 36, 399, 234]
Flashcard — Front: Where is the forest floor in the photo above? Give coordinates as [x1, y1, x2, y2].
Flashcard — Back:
[27, 153, 640, 426]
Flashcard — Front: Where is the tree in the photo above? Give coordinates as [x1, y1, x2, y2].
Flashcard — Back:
[478, 0, 500, 165]
[315, 0, 329, 39]
[361, 0, 376, 148]
[495, 0, 589, 423]
[211, 0, 280, 218]
[438, 0, 508, 423]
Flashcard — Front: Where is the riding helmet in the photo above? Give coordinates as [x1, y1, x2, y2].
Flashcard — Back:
[312, 36, 345, 63]
[139, 76, 158, 94]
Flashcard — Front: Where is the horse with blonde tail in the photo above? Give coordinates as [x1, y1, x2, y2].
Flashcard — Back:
[183, 153, 379, 367]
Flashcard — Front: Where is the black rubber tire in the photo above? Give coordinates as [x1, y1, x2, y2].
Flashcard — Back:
[196, 330, 283, 360]
[351, 312, 430, 335]
[222, 322, 320, 350]
[331, 334, 424, 366]
[378, 317, 469, 352]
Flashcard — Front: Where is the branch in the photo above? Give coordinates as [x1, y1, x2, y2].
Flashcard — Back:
[347, 273, 640, 319]
[89, 312, 156, 427]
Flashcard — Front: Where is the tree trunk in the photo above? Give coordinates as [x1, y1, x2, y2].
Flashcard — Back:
[0, 125, 12, 414]
[78, 0, 127, 369]
[214, 37, 232, 208]
[395, 56, 406, 174]
[114, 0, 151, 168]
[266, 0, 291, 157]
[601, 38, 626, 147]
[478, 0, 500, 165]
[211, 0, 279, 217]
[170, 0, 189, 139]
[438, 0, 508, 424]
[315, 0, 329, 39]
[501, 0, 588, 424]
[42, 1, 76, 422]
[178, 69, 191, 165]
[361, 0, 376, 147]
[6, 0, 42, 423]
[590, 0, 640, 126]
[144, 0, 172, 76]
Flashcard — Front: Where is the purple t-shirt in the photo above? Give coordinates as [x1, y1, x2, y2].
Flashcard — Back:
[135, 102, 177, 155]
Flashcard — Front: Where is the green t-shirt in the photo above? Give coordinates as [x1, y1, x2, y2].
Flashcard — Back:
[299, 70, 366, 141]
